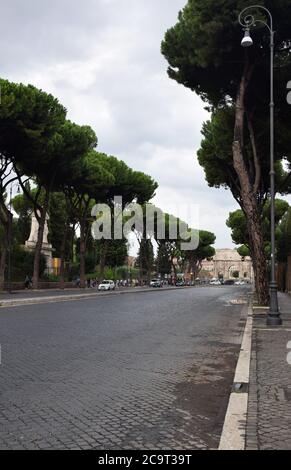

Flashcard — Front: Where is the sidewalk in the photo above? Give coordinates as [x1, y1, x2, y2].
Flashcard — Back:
[0, 286, 147, 300]
[246, 293, 291, 450]
[0, 285, 193, 308]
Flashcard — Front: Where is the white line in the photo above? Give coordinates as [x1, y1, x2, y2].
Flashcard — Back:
[219, 308, 253, 450]
[219, 393, 248, 450]
[234, 316, 253, 384]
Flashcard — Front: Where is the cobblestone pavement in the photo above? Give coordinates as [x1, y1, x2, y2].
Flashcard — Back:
[0, 287, 248, 450]
[247, 293, 291, 450]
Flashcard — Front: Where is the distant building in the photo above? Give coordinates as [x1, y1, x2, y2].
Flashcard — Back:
[126, 256, 136, 268]
[201, 248, 253, 281]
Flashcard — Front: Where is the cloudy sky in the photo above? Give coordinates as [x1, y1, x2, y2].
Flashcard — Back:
[2, 0, 248, 248]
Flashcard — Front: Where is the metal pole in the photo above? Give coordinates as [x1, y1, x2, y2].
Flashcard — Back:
[267, 30, 282, 326]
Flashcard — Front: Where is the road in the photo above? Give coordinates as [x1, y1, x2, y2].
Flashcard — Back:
[0, 286, 249, 450]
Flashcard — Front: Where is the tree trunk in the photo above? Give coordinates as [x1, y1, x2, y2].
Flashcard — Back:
[32, 190, 50, 290]
[171, 257, 177, 280]
[233, 64, 269, 305]
[237, 177, 269, 304]
[136, 239, 143, 284]
[147, 268, 152, 285]
[70, 224, 76, 264]
[139, 258, 143, 284]
[190, 259, 200, 281]
[0, 201, 11, 291]
[0, 245, 6, 291]
[99, 240, 108, 281]
[60, 221, 69, 290]
[79, 219, 86, 288]
[0, 221, 9, 291]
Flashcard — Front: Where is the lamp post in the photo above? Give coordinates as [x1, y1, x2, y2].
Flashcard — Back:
[238, 5, 282, 326]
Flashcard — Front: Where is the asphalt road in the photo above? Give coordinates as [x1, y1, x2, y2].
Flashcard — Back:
[0, 286, 249, 450]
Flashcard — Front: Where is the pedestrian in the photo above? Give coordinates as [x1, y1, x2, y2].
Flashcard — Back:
[24, 275, 30, 289]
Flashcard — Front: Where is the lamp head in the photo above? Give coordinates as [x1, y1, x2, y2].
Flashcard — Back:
[241, 28, 253, 47]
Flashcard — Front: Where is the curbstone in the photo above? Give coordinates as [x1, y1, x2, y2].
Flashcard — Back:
[219, 297, 254, 450]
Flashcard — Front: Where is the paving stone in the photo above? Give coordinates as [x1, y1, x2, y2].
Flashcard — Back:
[246, 293, 291, 450]
[0, 288, 248, 450]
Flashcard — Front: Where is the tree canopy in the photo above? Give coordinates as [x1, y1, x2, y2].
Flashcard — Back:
[162, 0, 291, 107]
[162, 0, 291, 304]
[0, 78, 159, 288]
[227, 198, 290, 256]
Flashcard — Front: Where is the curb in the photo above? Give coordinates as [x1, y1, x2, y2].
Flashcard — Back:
[0, 285, 195, 309]
[245, 328, 259, 450]
[219, 300, 253, 450]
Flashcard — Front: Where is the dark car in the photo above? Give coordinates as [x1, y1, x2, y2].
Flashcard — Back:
[224, 280, 235, 286]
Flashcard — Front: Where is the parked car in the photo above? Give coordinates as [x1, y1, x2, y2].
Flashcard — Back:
[98, 280, 115, 291]
[224, 280, 235, 286]
[210, 279, 221, 286]
[175, 280, 185, 287]
[150, 279, 163, 288]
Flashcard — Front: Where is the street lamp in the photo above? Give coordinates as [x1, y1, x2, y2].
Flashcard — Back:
[238, 5, 282, 326]
[241, 27, 253, 47]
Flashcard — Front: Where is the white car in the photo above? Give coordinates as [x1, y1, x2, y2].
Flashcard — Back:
[98, 280, 115, 291]
[150, 279, 163, 288]
[210, 279, 221, 286]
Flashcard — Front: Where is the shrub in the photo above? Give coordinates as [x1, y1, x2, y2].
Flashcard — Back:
[10, 247, 47, 281]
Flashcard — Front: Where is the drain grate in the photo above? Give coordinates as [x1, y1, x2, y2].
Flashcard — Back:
[232, 382, 249, 393]
[283, 388, 291, 401]
[276, 387, 291, 401]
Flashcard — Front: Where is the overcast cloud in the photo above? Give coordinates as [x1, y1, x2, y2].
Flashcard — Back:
[2, 0, 242, 249]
